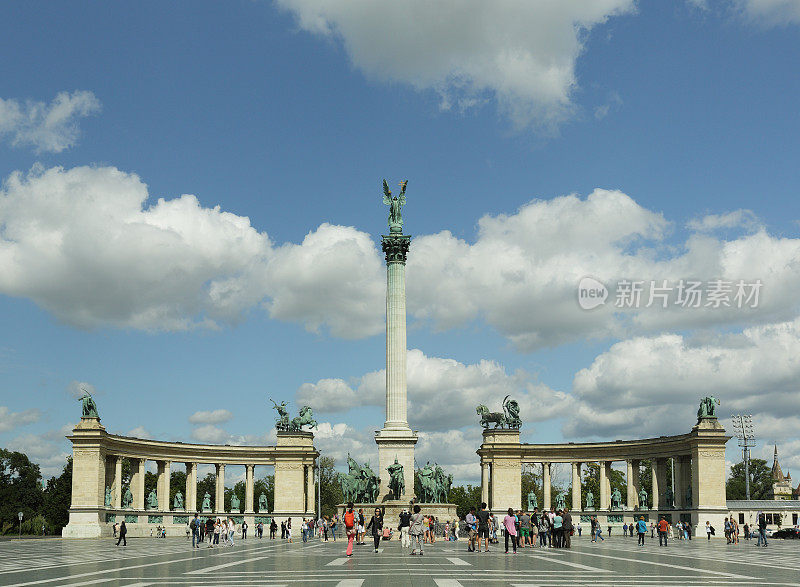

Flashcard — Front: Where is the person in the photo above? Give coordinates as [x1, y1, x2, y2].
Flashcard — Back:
[190, 513, 200, 548]
[476, 502, 490, 552]
[330, 515, 337, 541]
[623, 522, 628, 537]
[562, 508, 573, 549]
[366, 508, 384, 553]
[113, 522, 118, 538]
[241, 520, 247, 540]
[531, 510, 539, 547]
[576, 521, 582, 537]
[743, 522, 749, 540]
[636, 516, 647, 546]
[228, 518, 235, 547]
[607, 525, 612, 537]
[465, 508, 477, 552]
[399, 507, 411, 549]
[116, 520, 127, 546]
[323, 517, 329, 541]
[650, 522, 655, 538]
[286, 517, 293, 543]
[270, 519, 277, 539]
[317, 517, 324, 540]
[706, 520, 712, 540]
[686, 521, 692, 541]
[503, 508, 518, 553]
[539, 509, 550, 546]
[520, 510, 531, 547]
[454, 518, 460, 542]
[206, 518, 214, 547]
[757, 513, 767, 547]
[410, 504, 425, 556]
[357, 509, 366, 545]
[553, 510, 563, 548]
[429, 516, 436, 543]
[657, 516, 669, 547]
[280, 520, 286, 540]
[301, 518, 308, 543]
[724, 517, 731, 543]
[344, 503, 357, 557]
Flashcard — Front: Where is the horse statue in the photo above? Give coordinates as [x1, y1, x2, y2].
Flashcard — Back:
[476, 404, 506, 429]
[697, 396, 720, 421]
[289, 405, 318, 431]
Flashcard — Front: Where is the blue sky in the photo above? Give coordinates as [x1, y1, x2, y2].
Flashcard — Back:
[1, 1, 799, 484]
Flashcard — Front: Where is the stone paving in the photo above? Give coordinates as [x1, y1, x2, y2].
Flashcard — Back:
[0, 534, 797, 586]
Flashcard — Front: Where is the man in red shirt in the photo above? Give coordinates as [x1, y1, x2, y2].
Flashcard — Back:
[657, 516, 669, 547]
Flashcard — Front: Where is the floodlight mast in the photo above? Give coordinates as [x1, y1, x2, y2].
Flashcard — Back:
[732, 414, 755, 500]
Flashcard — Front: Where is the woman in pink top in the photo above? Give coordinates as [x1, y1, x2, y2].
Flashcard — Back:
[503, 508, 518, 553]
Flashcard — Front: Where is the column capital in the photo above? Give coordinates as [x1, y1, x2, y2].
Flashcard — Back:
[381, 233, 411, 264]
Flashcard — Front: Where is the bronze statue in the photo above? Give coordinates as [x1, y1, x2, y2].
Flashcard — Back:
[78, 387, 99, 418]
[382, 179, 408, 233]
[387, 456, 405, 500]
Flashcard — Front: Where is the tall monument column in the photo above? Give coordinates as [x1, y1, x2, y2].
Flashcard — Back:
[375, 179, 418, 502]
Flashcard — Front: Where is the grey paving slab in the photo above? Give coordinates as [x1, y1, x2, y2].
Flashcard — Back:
[0, 535, 797, 586]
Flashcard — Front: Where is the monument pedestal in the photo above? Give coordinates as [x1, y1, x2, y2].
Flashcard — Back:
[375, 427, 418, 502]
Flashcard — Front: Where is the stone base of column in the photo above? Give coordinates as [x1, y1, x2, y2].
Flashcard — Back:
[62, 509, 107, 538]
[375, 427, 417, 502]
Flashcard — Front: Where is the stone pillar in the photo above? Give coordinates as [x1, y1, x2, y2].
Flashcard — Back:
[113, 456, 122, 509]
[651, 460, 660, 509]
[62, 417, 108, 538]
[273, 431, 318, 519]
[185, 462, 197, 512]
[674, 455, 691, 509]
[306, 463, 315, 515]
[571, 462, 581, 511]
[599, 462, 610, 510]
[627, 460, 640, 510]
[132, 458, 146, 510]
[543, 462, 551, 510]
[215, 464, 225, 513]
[480, 462, 489, 506]
[245, 465, 255, 514]
[376, 231, 417, 501]
[157, 461, 170, 511]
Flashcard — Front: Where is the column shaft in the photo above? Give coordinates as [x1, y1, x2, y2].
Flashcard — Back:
[571, 462, 581, 511]
[216, 464, 225, 513]
[306, 464, 315, 515]
[385, 261, 408, 428]
[480, 462, 489, 506]
[651, 460, 660, 509]
[132, 459, 146, 510]
[599, 462, 610, 510]
[157, 461, 170, 511]
[626, 460, 639, 509]
[186, 462, 197, 512]
[245, 465, 255, 514]
[113, 456, 122, 508]
[543, 462, 552, 510]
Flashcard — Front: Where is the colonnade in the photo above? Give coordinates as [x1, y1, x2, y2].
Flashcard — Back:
[63, 415, 318, 538]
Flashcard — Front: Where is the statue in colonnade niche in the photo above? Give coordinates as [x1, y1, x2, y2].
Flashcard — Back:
[104, 486, 112, 508]
[555, 492, 565, 511]
[638, 487, 648, 509]
[231, 493, 241, 512]
[146, 489, 158, 510]
[527, 490, 538, 512]
[665, 486, 674, 508]
[202, 492, 211, 511]
[122, 487, 133, 508]
[174, 491, 184, 510]
[611, 488, 622, 510]
[585, 491, 594, 509]
[258, 493, 268, 512]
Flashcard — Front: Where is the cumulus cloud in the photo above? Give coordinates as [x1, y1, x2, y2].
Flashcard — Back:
[298, 348, 573, 432]
[127, 426, 153, 439]
[0, 91, 100, 153]
[189, 409, 233, 425]
[736, 0, 800, 25]
[276, 0, 636, 131]
[67, 380, 97, 399]
[686, 209, 760, 232]
[565, 317, 800, 439]
[0, 406, 41, 432]
[6, 424, 72, 477]
[190, 424, 275, 446]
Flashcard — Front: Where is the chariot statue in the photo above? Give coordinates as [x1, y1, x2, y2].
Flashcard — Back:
[476, 395, 522, 429]
[270, 398, 290, 431]
[288, 405, 318, 432]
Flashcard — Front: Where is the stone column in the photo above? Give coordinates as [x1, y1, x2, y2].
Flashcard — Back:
[131, 458, 146, 510]
[480, 462, 489, 506]
[627, 460, 640, 510]
[157, 461, 170, 511]
[543, 462, 551, 510]
[306, 463, 315, 515]
[113, 456, 122, 508]
[376, 231, 417, 501]
[215, 464, 225, 512]
[674, 455, 691, 509]
[599, 462, 610, 510]
[651, 460, 660, 510]
[245, 465, 255, 514]
[186, 462, 197, 513]
[571, 462, 581, 511]
[62, 417, 108, 538]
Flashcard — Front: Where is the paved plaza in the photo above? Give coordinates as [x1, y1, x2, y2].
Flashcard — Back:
[0, 535, 797, 586]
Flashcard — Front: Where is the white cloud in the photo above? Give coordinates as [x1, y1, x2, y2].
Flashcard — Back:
[6, 424, 72, 477]
[189, 409, 233, 425]
[736, 0, 800, 26]
[67, 380, 97, 399]
[686, 209, 760, 232]
[276, 0, 636, 131]
[0, 406, 41, 432]
[190, 424, 275, 446]
[128, 426, 152, 439]
[0, 91, 100, 153]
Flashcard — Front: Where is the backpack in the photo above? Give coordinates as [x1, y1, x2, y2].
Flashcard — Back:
[189, 519, 196, 531]
[344, 510, 355, 528]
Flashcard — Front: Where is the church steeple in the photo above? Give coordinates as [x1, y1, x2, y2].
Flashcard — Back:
[772, 444, 786, 482]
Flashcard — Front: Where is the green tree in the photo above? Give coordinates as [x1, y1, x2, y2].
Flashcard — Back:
[42, 457, 72, 534]
[726, 458, 772, 500]
[447, 484, 481, 519]
[144, 471, 157, 505]
[0, 449, 44, 534]
[318, 456, 342, 517]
